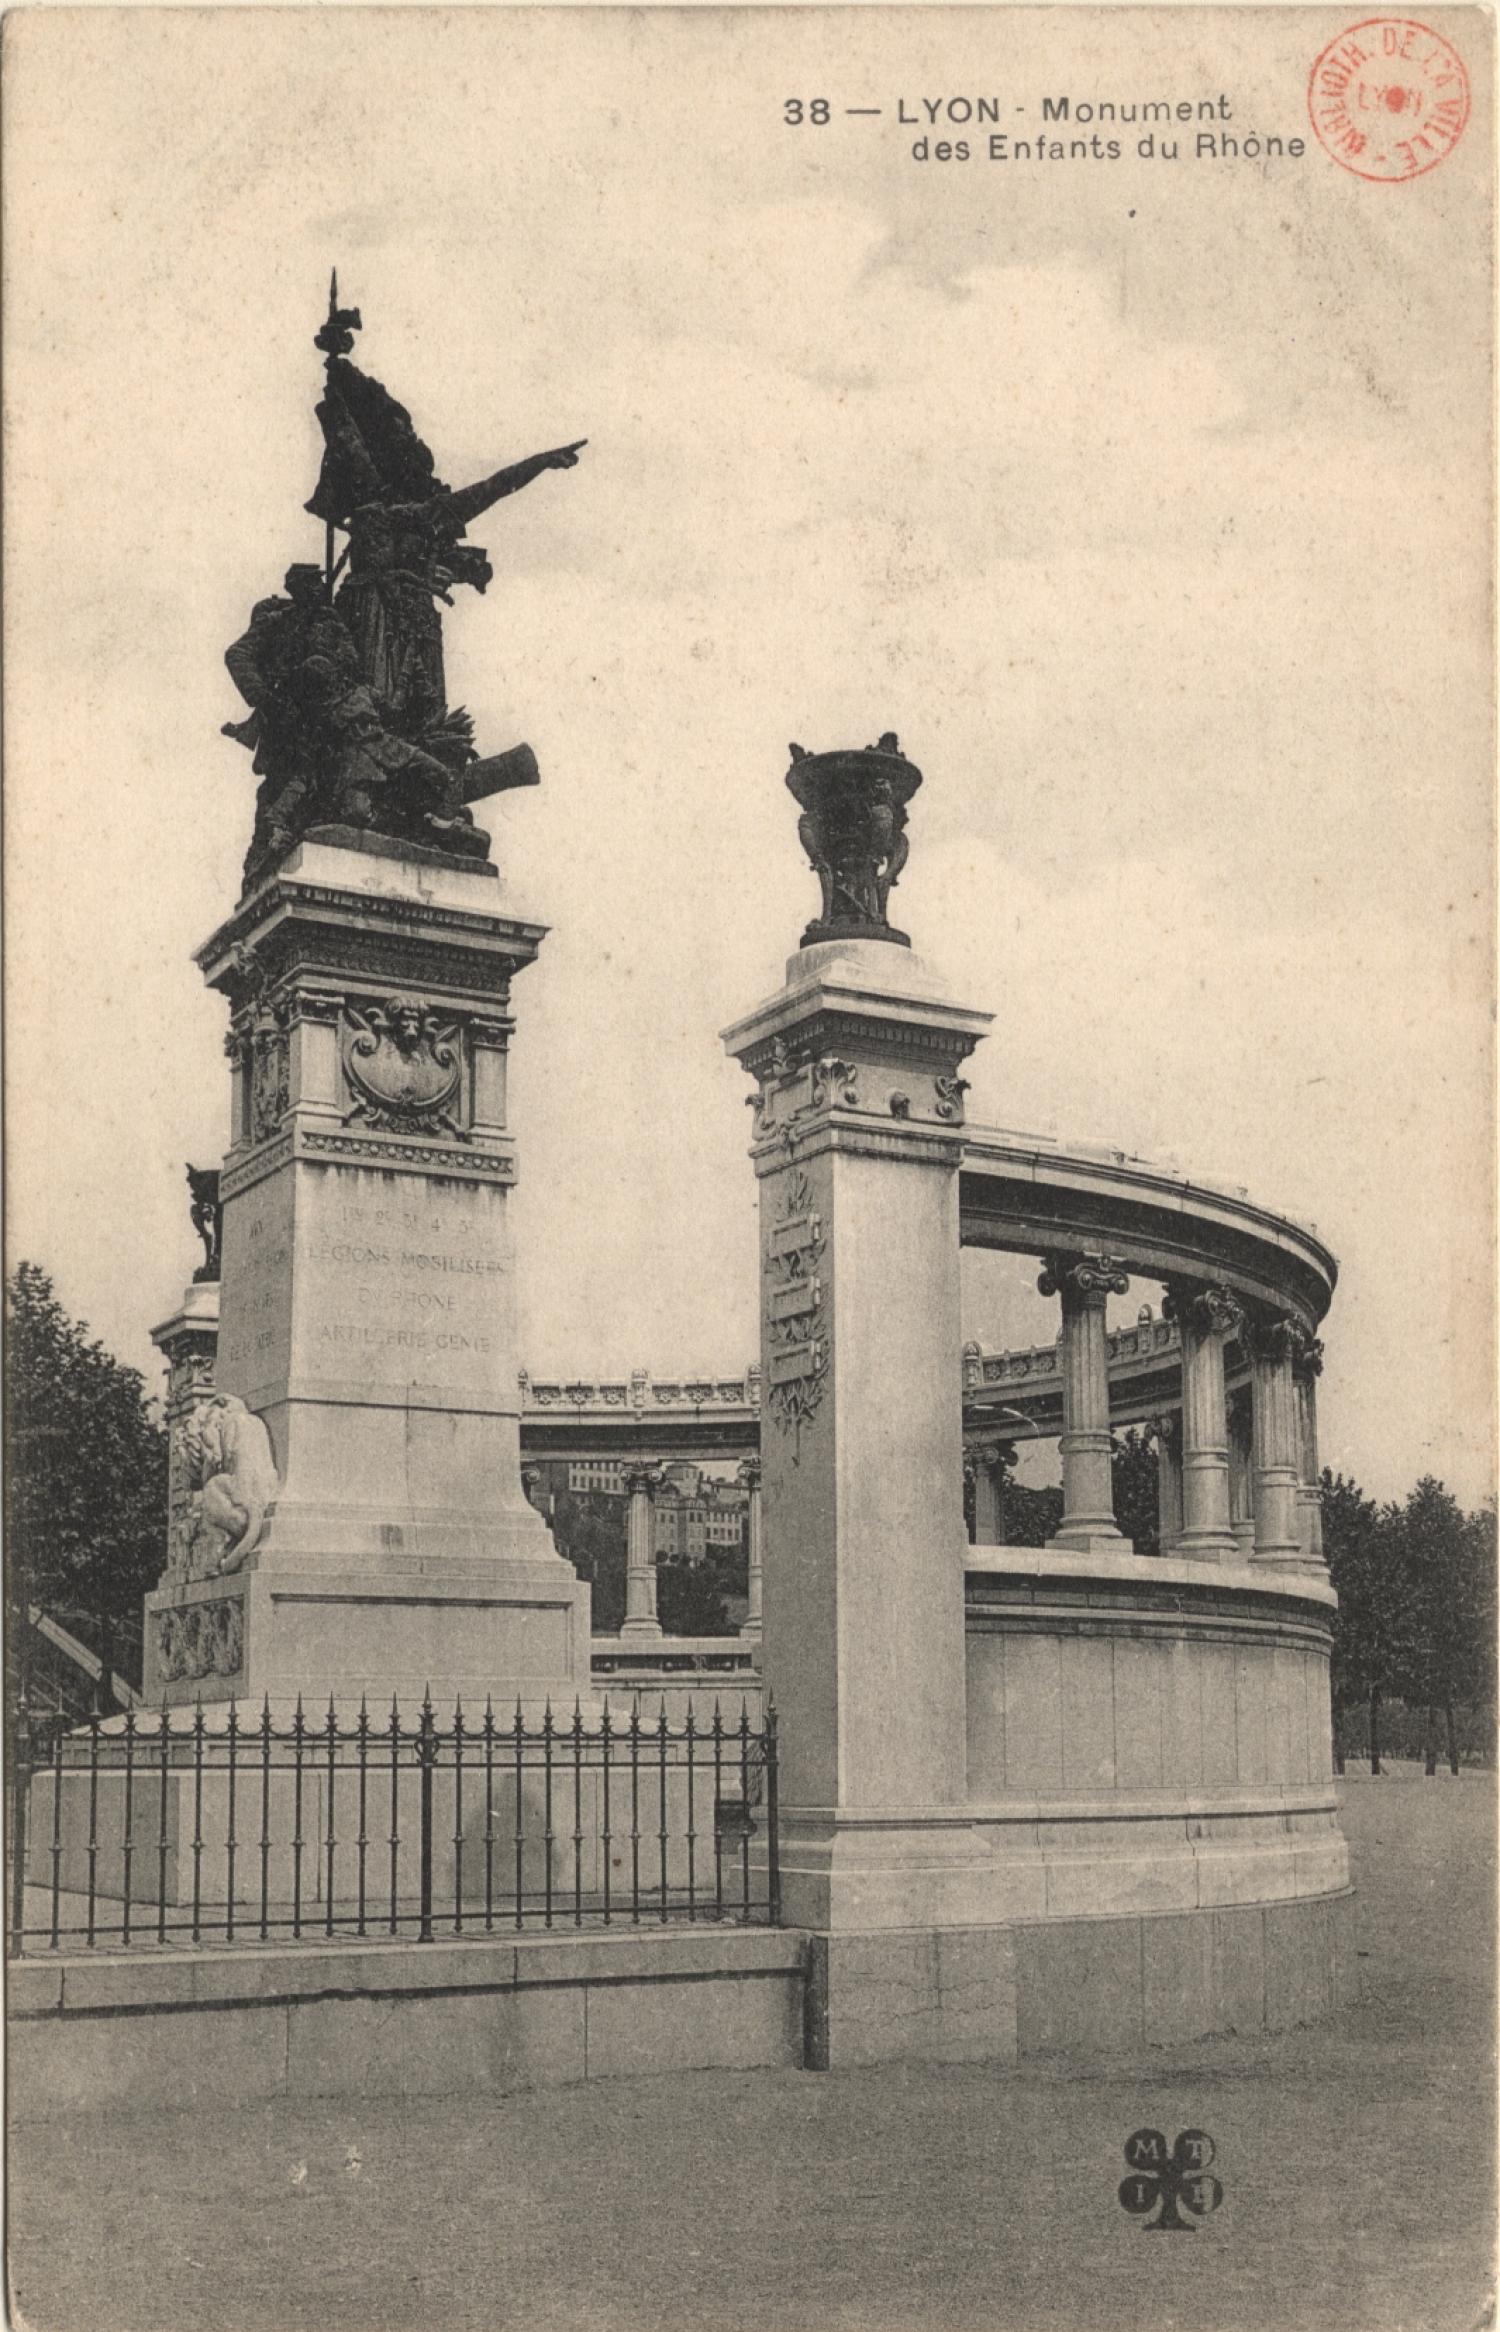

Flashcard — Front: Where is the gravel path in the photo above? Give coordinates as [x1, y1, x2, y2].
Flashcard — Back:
[9, 1774, 1494, 2332]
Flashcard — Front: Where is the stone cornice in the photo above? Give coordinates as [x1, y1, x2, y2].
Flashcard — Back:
[749, 1116, 968, 1177]
[960, 1123, 1336, 1330]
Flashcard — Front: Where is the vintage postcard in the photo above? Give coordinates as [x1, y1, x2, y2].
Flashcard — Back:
[4, 7, 1494, 2330]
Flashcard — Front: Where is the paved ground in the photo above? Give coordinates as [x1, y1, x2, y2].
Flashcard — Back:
[9, 1773, 1495, 2332]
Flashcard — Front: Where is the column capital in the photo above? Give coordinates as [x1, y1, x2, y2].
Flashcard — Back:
[736, 1455, 762, 1493]
[1038, 1252, 1130, 1302]
[623, 1462, 662, 1499]
[1243, 1310, 1302, 1366]
[1292, 1327, 1325, 1381]
[1145, 1410, 1182, 1455]
[1163, 1279, 1245, 1340]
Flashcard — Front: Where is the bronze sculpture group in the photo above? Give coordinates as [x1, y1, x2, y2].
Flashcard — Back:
[224, 279, 585, 886]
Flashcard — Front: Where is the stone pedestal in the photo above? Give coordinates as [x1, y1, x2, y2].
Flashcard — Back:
[724, 935, 993, 1941]
[143, 838, 589, 1710]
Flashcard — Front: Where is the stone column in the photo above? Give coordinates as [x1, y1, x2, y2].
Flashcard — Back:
[1165, 1281, 1243, 1561]
[1228, 1388, 1256, 1560]
[1147, 1412, 1183, 1551]
[723, 917, 993, 1937]
[972, 1449, 1005, 1547]
[1039, 1254, 1129, 1554]
[621, 1464, 663, 1640]
[737, 1456, 763, 1641]
[1246, 1314, 1306, 1567]
[1294, 1332, 1327, 1566]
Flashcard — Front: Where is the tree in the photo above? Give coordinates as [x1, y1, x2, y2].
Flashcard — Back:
[1321, 1470, 1405, 1773]
[545, 1487, 627, 1633]
[1389, 1478, 1496, 1774]
[1111, 1430, 1160, 1554]
[4, 1263, 168, 1694]
[656, 1559, 729, 1638]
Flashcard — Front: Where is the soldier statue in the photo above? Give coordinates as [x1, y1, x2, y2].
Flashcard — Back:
[222, 277, 586, 887]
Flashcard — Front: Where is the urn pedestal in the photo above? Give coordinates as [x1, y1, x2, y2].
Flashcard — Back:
[724, 934, 995, 1951]
[143, 837, 590, 1710]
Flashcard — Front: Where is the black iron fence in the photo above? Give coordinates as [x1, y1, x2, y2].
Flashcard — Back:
[6, 1694, 779, 1956]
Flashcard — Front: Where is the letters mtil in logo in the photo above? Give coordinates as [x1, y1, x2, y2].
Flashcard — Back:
[1118, 2128, 1223, 2232]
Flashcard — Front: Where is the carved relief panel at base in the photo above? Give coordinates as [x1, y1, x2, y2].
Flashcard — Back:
[155, 1597, 245, 1685]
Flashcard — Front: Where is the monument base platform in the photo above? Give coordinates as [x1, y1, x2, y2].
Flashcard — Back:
[143, 1555, 592, 1710]
[803, 1888, 1360, 2068]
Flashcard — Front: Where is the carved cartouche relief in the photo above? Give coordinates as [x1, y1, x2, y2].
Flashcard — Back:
[342, 995, 468, 1141]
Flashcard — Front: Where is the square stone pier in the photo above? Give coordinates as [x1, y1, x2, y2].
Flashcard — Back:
[725, 936, 1010, 2060]
[143, 835, 590, 1712]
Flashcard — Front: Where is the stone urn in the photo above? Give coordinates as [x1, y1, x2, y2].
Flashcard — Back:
[786, 737, 923, 948]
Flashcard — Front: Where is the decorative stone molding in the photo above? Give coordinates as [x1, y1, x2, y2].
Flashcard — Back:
[933, 1075, 969, 1123]
[299, 1131, 513, 1176]
[284, 989, 344, 1027]
[811, 1057, 860, 1109]
[219, 1132, 295, 1203]
[250, 1008, 290, 1142]
[764, 1167, 828, 1455]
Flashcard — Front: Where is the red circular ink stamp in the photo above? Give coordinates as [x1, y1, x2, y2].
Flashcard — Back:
[1308, 18, 1470, 180]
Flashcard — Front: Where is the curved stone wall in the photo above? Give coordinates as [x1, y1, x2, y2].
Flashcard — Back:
[959, 1549, 1352, 2046]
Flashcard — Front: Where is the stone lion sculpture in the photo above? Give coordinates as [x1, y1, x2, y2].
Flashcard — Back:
[186, 1394, 279, 1576]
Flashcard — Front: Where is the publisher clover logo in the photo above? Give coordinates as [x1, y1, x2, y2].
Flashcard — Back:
[1118, 2129, 1223, 2231]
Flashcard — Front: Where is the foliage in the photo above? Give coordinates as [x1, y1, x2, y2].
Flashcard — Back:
[4, 1263, 168, 1669]
[546, 1487, 626, 1633]
[656, 1559, 730, 1638]
[1111, 1430, 1160, 1554]
[995, 1471, 1062, 1548]
[1322, 1471, 1398, 1716]
[1323, 1466, 1495, 1764]
[1386, 1478, 1497, 1717]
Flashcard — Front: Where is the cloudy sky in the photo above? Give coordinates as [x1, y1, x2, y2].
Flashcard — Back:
[5, 6, 1493, 1504]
